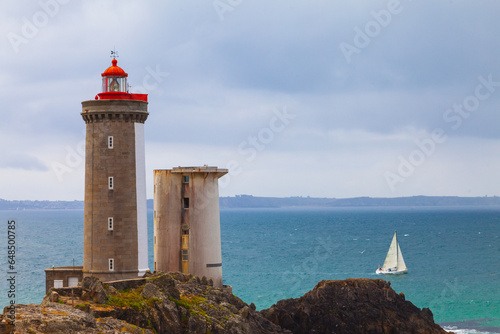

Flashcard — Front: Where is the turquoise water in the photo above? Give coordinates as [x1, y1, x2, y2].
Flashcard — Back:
[0, 207, 499, 333]
[220, 207, 500, 333]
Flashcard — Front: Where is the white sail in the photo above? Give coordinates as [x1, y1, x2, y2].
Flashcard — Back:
[376, 231, 408, 275]
[381, 232, 398, 270]
[396, 240, 407, 271]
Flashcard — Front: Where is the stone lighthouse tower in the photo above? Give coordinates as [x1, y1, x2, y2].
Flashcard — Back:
[81, 57, 149, 281]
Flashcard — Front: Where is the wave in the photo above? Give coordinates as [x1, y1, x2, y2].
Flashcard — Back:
[442, 326, 500, 334]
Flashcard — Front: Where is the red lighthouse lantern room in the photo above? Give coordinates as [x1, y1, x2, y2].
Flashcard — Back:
[96, 58, 147, 102]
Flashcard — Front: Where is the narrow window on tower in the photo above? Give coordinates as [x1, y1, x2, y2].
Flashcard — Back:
[183, 175, 189, 183]
[182, 249, 188, 261]
[108, 136, 114, 149]
[183, 197, 189, 209]
[108, 217, 114, 231]
[108, 258, 114, 271]
[108, 177, 114, 190]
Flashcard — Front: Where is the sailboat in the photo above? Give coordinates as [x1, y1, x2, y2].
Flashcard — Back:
[376, 231, 408, 275]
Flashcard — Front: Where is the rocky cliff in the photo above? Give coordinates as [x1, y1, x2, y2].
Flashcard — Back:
[0, 272, 451, 334]
[261, 278, 449, 334]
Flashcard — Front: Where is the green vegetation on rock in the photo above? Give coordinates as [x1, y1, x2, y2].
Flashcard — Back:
[107, 287, 157, 311]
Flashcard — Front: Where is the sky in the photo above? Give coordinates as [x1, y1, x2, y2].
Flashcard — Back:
[1, 0, 500, 200]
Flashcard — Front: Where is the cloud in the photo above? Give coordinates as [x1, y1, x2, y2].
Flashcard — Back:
[0, 0, 499, 199]
[0, 153, 48, 172]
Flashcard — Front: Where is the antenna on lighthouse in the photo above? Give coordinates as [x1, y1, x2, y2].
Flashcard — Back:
[110, 48, 119, 59]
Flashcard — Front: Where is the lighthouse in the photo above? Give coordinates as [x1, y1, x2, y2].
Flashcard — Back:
[80, 57, 149, 281]
[44, 56, 231, 293]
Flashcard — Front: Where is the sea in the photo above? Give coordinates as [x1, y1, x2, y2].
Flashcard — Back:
[0, 206, 498, 333]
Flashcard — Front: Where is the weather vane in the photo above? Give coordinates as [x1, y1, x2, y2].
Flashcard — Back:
[110, 47, 119, 59]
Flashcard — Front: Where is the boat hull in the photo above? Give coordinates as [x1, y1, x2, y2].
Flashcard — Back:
[375, 268, 408, 275]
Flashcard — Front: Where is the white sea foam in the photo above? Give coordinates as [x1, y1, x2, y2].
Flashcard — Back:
[442, 326, 498, 334]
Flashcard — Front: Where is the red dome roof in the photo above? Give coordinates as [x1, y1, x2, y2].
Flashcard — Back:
[101, 59, 128, 77]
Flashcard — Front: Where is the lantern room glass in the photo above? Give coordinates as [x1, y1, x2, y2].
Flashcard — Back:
[102, 76, 127, 93]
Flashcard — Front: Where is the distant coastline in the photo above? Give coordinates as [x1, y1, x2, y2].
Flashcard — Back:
[220, 195, 500, 208]
[1, 195, 500, 210]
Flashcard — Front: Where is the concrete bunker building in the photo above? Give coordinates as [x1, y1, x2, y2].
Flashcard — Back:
[153, 167, 227, 288]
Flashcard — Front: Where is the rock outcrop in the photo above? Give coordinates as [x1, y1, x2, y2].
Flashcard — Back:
[260, 278, 449, 334]
[1, 272, 287, 334]
[0, 273, 451, 334]
[1, 302, 154, 334]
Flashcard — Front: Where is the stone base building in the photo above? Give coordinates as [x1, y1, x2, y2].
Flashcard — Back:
[44, 266, 83, 292]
